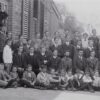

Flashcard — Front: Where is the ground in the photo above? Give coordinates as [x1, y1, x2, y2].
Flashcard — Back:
[0, 88, 100, 100]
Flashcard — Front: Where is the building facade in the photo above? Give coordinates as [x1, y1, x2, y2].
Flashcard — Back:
[0, 0, 62, 40]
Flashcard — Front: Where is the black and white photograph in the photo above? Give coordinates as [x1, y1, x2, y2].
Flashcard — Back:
[0, 0, 100, 100]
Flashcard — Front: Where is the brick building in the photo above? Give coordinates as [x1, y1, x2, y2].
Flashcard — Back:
[0, 0, 62, 40]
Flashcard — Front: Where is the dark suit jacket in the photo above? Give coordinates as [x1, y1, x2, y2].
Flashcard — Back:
[74, 56, 87, 73]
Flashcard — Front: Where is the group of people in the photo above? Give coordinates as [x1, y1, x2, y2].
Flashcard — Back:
[0, 29, 100, 92]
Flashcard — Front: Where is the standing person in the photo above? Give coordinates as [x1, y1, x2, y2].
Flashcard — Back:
[62, 35, 76, 74]
[75, 40, 83, 58]
[84, 39, 94, 58]
[62, 35, 75, 59]
[13, 46, 26, 78]
[89, 29, 99, 58]
[26, 47, 39, 75]
[3, 39, 13, 74]
[82, 33, 89, 49]
[71, 32, 80, 47]
[49, 37, 62, 58]
[81, 33, 90, 58]
[6, 32, 12, 40]
[12, 36, 23, 53]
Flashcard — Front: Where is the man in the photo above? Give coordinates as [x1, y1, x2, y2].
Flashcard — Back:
[48, 50, 61, 72]
[60, 50, 72, 72]
[74, 49, 87, 73]
[87, 51, 99, 79]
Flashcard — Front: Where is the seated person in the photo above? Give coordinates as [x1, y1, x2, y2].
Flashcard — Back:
[36, 66, 60, 89]
[0, 63, 13, 88]
[92, 72, 100, 91]
[20, 65, 36, 88]
[59, 69, 68, 90]
[74, 49, 86, 73]
[36, 65, 50, 89]
[87, 51, 99, 80]
[48, 68, 60, 89]
[74, 71, 84, 90]
[66, 71, 77, 91]
[48, 50, 61, 72]
[60, 50, 72, 72]
[79, 71, 94, 92]
[6, 66, 19, 88]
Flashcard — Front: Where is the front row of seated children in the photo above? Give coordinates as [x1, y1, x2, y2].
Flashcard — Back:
[0, 63, 100, 92]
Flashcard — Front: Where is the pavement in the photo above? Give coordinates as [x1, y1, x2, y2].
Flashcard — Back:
[0, 88, 100, 100]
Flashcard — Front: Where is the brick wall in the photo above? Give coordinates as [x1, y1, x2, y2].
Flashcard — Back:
[8, 0, 22, 41]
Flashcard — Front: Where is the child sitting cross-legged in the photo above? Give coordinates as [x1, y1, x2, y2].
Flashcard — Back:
[0, 63, 17, 88]
[59, 69, 68, 90]
[6, 66, 19, 88]
[36, 66, 60, 90]
[92, 72, 100, 91]
[19, 64, 36, 88]
[0, 63, 11, 88]
[66, 71, 77, 91]
[48, 68, 60, 90]
[36, 65, 50, 89]
[78, 71, 94, 92]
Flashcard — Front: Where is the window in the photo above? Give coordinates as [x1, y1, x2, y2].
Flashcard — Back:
[33, 0, 38, 18]
[39, 2, 44, 38]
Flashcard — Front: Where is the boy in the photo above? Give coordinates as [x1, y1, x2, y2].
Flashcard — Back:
[60, 50, 72, 72]
[6, 66, 19, 88]
[3, 39, 13, 74]
[48, 68, 60, 89]
[79, 72, 94, 92]
[66, 71, 77, 91]
[59, 69, 68, 90]
[92, 72, 100, 91]
[20, 65, 36, 88]
[36, 65, 50, 89]
[0, 63, 14, 88]
[36, 66, 60, 89]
